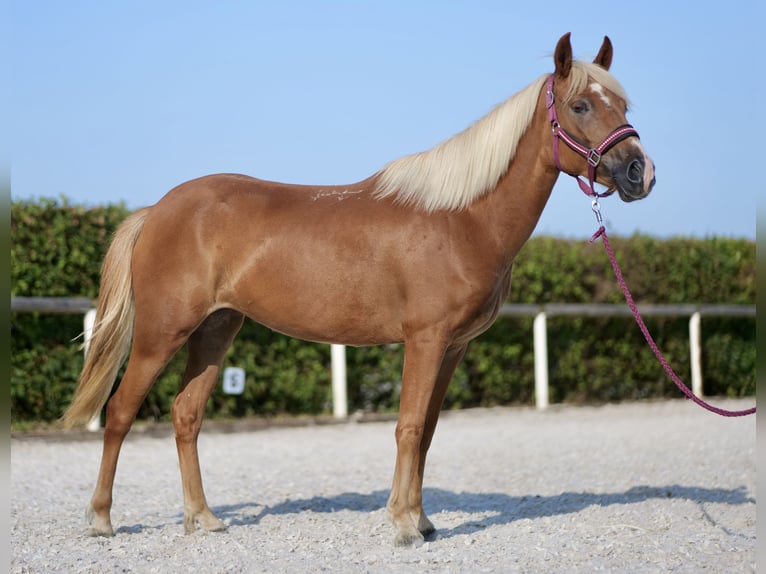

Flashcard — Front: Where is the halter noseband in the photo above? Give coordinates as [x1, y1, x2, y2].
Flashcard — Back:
[546, 74, 639, 197]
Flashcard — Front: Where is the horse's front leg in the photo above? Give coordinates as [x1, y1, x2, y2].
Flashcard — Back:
[172, 310, 243, 534]
[387, 333, 458, 546]
[408, 343, 468, 538]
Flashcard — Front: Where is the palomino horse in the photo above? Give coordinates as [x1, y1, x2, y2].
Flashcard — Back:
[64, 33, 655, 546]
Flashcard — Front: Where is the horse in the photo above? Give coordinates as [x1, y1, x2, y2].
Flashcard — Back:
[63, 33, 655, 546]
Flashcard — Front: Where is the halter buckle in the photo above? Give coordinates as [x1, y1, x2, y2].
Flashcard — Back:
[587, 149, 601, 167]
[546, 88, 555, 109]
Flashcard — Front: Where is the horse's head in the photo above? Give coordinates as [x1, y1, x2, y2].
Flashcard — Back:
[547, 33, 655, 202]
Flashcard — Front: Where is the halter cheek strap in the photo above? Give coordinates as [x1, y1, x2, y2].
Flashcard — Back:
[545, 74, 639, 197]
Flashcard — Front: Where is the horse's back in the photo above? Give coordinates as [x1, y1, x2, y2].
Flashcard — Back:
[129, 172, 508, 346]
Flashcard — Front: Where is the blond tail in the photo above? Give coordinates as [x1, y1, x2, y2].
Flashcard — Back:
[62, 208, 149, 429]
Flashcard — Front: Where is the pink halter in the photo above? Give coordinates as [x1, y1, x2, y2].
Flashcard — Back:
[545, 74, 639, 197]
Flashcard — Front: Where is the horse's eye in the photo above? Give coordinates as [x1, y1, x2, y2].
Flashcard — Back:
[571, 100, 590, 115]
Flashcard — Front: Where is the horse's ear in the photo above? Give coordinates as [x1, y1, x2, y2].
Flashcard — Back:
[594, 36, 613, 70]
[554, 33, 572, 78]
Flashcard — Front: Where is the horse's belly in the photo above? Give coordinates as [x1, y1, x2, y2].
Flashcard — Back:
[222, 263, 405, 346]
[242, 297, 404, 347]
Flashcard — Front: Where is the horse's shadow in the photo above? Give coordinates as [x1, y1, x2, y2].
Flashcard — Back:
[201, 484, 754, 540]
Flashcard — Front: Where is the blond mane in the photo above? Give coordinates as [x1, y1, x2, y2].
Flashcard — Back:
[374, 61, 629, 212]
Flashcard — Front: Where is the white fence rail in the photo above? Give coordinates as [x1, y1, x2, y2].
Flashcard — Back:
[12, 297, 755, 428]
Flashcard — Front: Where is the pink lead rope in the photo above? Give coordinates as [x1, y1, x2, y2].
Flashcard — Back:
[546, 73, 755, 417]
[589, 207, 755, 417]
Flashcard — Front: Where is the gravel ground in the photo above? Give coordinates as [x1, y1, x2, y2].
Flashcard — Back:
[11, 399, 756, 573]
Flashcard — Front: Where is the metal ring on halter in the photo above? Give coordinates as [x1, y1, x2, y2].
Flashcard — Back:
[591, 199, 603, 225]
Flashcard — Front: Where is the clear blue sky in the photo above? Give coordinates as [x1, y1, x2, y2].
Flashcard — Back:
[10, 1, 761, 239]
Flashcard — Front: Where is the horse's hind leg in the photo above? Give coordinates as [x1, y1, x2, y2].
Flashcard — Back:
[88, 324, 188, 536]
[172, 308, 244, 534]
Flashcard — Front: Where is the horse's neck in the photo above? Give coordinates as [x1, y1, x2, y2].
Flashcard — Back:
[469, 113, 558, 263]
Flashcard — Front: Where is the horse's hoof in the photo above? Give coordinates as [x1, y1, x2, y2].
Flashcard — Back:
[418, 516, 436, 537]
[184, 511, 226, 534]
[85, 525, 114, 537]
[85, 506, 113, 537]
[393, 528, 425, 547]
[200, 518, 226, 533]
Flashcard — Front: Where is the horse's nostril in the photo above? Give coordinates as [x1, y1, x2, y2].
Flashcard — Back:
[627, 159, 643, 184]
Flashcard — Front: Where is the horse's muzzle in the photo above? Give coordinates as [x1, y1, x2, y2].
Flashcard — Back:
[612, 155, 655, 202]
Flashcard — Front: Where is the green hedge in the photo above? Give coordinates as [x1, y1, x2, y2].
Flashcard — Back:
[11, 198, 755, 428]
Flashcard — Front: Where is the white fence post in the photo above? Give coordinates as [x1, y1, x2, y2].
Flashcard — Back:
[689, 311, 703, 398]
[331, 344, 348, 418]
[83, 308, 101, 431]
[533, 311, 549, 410]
